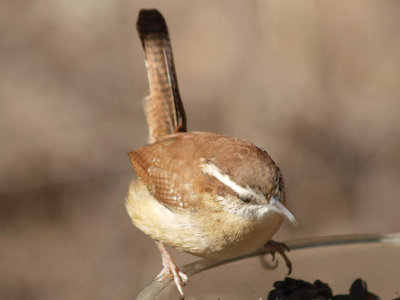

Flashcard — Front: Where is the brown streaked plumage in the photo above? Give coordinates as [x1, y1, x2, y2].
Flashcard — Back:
[136, 9, 186, 143]
[127, 9, 295, 299]
[128, 131, 284, 210]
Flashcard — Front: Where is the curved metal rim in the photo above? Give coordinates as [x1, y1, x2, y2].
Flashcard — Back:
[135, 232, 400, 299]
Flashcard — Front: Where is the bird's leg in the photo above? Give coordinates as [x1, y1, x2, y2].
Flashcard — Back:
[155, 241, 188, 299]
[264, 239, 292, 274]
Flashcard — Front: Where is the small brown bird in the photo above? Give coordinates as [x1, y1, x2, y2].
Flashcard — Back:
[126, 9, 296, 299]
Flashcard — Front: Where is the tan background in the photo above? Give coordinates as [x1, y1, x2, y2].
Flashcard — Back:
[1, 1, 399, 299]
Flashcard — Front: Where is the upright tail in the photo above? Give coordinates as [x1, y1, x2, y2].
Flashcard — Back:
[136, 9, 187, 144]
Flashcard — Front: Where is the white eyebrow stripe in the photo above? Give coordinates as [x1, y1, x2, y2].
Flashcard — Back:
[200, 162, 265, 202]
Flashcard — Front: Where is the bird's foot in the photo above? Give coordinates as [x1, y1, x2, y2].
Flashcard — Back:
[155, 241, 188, 299]
[264, 239, 292, 274]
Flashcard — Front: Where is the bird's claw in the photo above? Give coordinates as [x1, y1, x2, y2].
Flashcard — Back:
[264, 239, 292, 274]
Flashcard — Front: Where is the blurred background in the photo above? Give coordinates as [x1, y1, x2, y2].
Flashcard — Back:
[1, 0, 399, 299]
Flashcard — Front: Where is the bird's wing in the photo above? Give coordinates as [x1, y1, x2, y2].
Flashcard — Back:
[128, 133, 237, 210]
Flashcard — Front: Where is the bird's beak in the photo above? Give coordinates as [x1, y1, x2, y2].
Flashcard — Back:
[269, 196, 298, 227]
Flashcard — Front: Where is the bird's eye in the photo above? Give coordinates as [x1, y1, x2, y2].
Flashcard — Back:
[239, 195, 254, 203]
